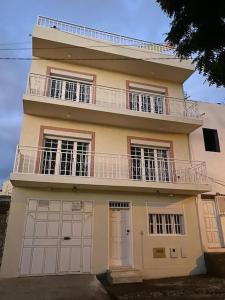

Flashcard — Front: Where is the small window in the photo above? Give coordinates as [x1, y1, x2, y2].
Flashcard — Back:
[202, 128, 220, 152]
[148, 213, 185, 235]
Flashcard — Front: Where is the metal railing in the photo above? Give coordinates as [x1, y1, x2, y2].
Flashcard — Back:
[26, 73, 200, 119]
[13, 146, 208, 185]
[37, 16, 174, 55]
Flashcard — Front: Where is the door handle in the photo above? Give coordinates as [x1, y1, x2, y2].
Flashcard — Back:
[126, 229, 130, 234]
[63, 236, 71, 240]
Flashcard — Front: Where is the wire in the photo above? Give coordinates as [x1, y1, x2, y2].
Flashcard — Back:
[0, 56, 191, 61]
[0, 44, 175, 50]
[0, 41, 31, 46]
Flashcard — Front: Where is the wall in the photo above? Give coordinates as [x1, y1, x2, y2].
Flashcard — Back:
[0, 187, 205, 278]
[190, 101, 225, 194]
[19, 114, 190, 161]
[190, 102, 225, 250]
[30, 58, 185, 100]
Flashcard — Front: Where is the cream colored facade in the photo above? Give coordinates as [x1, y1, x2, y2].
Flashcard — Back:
[190, 102, 225, 251]
[1, 16, 210, 279]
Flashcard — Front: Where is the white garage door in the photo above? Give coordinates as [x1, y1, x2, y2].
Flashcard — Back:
[20, 200, 93, 276]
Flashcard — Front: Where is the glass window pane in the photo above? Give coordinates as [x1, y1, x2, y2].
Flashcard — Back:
[131, 146, 142, 180]
[41, 138, 58, 175]
[76, 142, 89, 176]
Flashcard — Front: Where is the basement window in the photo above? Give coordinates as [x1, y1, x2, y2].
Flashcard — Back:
[202, 128, 220, 152]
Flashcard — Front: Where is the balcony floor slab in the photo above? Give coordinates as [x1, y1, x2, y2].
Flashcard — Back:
[23, 95, 202, 134]
[10, 173, 211, 196]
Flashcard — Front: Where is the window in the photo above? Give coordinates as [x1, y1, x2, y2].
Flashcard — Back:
[149, 213, 185, 235]
[41, 137, 90, 176]
[49, 77, 92, 103]
[128, 89, 165, 114]
[202, 128, 220, 152]
[130, 145, 170, 182]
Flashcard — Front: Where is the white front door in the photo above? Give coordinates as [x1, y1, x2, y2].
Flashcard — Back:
[203, 199, 221, 248]
[20, 200, 93, 276]
[110, 206, 131, 266]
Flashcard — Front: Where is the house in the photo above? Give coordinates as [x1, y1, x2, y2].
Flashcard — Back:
[190, 102, 225, 252]
[0, 16, 210, 281]
[0, 180, 11, 267]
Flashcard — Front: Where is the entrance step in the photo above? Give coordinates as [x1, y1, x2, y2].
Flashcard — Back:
[204, 252, 225, 277]
[107, 267, 143, 284]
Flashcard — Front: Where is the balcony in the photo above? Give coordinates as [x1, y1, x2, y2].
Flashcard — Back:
[10, 145, 210, 195]
[24, 73, 202, 133]
[32, 16, 195, 83]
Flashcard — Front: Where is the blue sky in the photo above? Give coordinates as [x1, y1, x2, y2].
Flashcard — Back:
[0, 0, 224, 187]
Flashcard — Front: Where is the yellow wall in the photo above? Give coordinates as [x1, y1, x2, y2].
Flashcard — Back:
[0, 188, 205, 278]
[30, 58, 185, 100]
[19, 114, 190, 161]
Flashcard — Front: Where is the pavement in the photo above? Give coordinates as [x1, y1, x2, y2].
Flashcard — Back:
[99, 274, 225, 299]
[0, 274, 112, 300]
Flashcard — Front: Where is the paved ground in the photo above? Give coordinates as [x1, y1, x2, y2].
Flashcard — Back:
[0, 275, 111, 300]
[99, 274, 225, 299]
[2, 274, 225, 300]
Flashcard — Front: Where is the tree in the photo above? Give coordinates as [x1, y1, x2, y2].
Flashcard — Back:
[156, 0, 225, 87]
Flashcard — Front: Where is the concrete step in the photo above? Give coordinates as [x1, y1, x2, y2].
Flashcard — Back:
[107, 267, 143, 284]
[204, 252, 225, 277]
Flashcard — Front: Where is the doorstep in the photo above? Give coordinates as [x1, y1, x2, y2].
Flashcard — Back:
[107, 266, 143, 284]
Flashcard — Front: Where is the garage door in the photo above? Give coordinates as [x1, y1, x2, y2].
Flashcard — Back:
[20, 200, 93, 276]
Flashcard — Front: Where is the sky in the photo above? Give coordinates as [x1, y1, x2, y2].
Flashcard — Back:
[0, 0, 224, 187]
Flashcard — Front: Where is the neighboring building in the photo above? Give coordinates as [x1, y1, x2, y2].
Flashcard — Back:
[0, 16, 210, 280]
[0, 180, 11, 266]
[190, 102, 225, 251]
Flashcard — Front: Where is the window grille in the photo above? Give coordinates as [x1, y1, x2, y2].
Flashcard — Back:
[131, 146, 170, 182]
[149, 213, 185, 235]
[41, 138, 90, 176]
[128, 89, 165, 114]
[109, 201, 130, 208]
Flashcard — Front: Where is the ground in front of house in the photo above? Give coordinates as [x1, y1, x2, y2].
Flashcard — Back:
[0, 274, 111, 300]
[1, 274, 225, 300]
[98, 274, 225, 299]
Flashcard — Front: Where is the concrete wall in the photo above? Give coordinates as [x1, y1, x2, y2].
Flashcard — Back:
[19, 114, 190, 161]
[30, 58, 185, 100]
[190, 102, 225, 250]
[1, 187, 205, 278]
[190, 101, 225, 194]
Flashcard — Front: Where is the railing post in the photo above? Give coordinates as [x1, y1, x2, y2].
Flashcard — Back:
[13, 145, 19, 172]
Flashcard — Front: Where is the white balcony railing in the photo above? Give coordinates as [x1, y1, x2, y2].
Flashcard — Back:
[26, 73, 201, 119]
[13, 146, 208, 186]
[37, 16, 174, 55]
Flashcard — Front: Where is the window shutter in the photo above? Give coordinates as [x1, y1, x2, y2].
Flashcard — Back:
[216, 196, 225, 214]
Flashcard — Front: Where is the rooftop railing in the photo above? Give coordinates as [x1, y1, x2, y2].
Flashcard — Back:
[13, 146, 208, 185]
[26, 73, 201, 119]
[37, 16, 174, 55]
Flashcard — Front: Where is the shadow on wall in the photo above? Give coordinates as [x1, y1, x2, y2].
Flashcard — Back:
[189, 255, 206, 276]
[0, 200, 10, 267]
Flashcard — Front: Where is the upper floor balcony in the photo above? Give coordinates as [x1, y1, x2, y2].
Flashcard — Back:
[10, 145, 210, 195]
[32, 16, 195, 83]
[23, 73, 203, 133]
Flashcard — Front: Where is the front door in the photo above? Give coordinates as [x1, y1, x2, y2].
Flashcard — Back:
[109, 202, 131, 267]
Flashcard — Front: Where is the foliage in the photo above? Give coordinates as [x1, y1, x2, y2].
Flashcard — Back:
[156, 0, 225, 87]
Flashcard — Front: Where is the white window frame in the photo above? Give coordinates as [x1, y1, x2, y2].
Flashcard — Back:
[148, 213, 185, 236]
[128, 88, 165, 114]
[49, 75, 93, 104]
[131, 145, 171, 182]
[42, 136, 91, 177]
